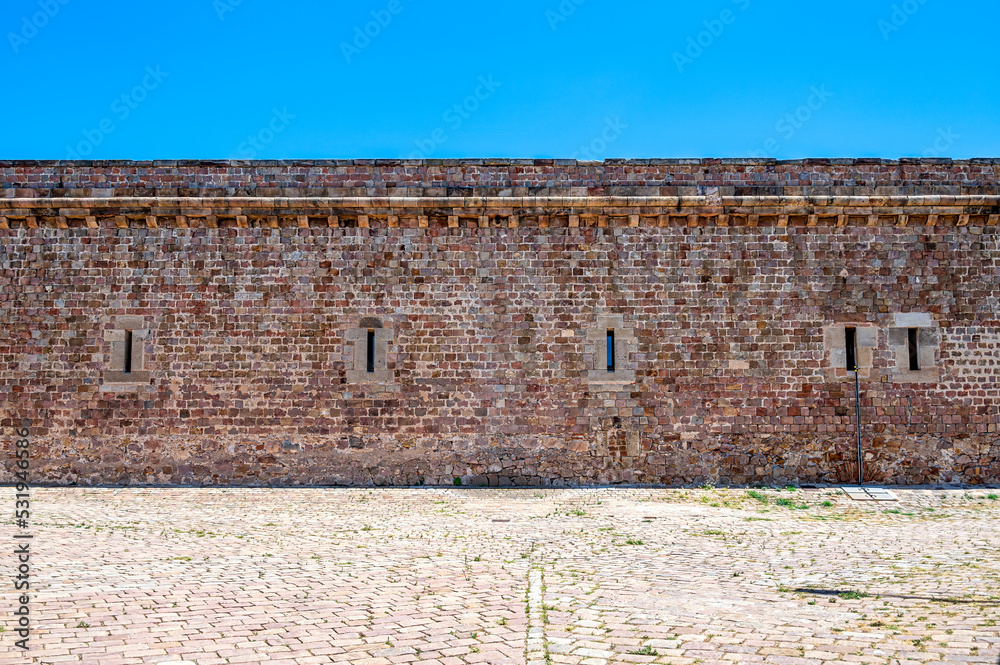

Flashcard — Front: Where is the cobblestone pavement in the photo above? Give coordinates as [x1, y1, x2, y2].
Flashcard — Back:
[2, 486, 999, 665]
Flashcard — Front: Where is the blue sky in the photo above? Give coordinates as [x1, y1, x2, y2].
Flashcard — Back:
[1, 0, 996, 160]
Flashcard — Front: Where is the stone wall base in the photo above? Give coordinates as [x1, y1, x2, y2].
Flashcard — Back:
[4, 432, 996, 487]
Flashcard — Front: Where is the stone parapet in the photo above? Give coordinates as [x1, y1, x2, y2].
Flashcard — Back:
[3, 158, 1000, 199]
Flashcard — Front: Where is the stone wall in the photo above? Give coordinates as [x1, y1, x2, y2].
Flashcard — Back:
[1, 160, 998, 487]
[3, 158, 1000, 197]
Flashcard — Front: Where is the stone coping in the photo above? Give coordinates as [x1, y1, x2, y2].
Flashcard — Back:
[3, 158, 1000, 166]
[5, 160, 998, 200]
[3, 194, 1000, 208]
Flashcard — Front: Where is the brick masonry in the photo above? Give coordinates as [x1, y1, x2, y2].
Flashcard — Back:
[1, 160, 998, 487]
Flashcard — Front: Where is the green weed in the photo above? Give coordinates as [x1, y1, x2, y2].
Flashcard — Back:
[839, 590, 869, 599]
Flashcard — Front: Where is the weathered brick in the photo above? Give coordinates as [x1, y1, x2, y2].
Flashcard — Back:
[0, 160, 997, 486]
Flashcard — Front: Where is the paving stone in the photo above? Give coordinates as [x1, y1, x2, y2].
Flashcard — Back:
[0, 487, 998, 664]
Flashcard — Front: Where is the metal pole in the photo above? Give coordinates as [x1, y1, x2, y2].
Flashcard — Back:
[854, 366, 863, 485]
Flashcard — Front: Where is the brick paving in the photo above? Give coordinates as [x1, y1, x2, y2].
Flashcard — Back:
[2, 486, 999, 664]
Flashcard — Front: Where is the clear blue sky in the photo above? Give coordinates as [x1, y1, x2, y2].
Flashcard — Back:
[1, 0, 997, 160]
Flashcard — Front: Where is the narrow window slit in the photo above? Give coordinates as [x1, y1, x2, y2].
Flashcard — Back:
[366, 330, 375, 373]
[123, 330, 133, 374]
[607, 330, 615, 372]
[907, 328, 920, 371]
[845, 326, 857, 371]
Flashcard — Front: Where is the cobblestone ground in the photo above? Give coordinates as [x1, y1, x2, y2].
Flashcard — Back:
[2, 486, 999, 665]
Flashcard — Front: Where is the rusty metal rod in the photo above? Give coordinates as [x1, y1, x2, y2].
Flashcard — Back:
[855, 365, 863, 485]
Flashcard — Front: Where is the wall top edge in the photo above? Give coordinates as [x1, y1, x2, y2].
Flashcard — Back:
[2, 195, 1000, 209]
[0, 157, 1000, 168]
[1, 158, 998, 167]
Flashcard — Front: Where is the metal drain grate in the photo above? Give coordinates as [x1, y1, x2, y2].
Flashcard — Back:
[842, 486, 898, 501]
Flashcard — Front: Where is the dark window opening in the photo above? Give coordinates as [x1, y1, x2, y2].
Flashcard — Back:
[366, 330, 375, 373]
[607, 330, 615, 372]
[907, 328, 920, 371]
[845, 327, 857, 371]
[123, 330, 133, 374]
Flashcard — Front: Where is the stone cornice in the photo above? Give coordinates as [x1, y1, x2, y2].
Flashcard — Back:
[1, 195, 998, 229]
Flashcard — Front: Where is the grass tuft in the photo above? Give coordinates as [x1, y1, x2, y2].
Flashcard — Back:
[838, 590, 870, 599]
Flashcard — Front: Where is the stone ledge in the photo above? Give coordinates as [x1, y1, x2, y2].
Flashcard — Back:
[2, 195, 997, 230]
[102, 371, 151, 384]
[345, 369, 398, 388]
[3, 194, 1000, 208]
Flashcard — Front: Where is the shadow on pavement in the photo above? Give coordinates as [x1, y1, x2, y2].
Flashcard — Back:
[793, 588, 1000, 606]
